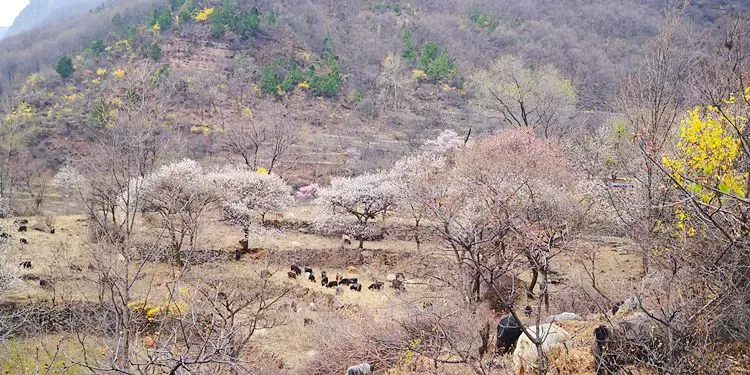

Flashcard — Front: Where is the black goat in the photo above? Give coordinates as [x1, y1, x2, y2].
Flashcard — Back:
[304, 266, 313, 274]
[308, 273, 316, 282]
[339, 278, 352, 285]
[496, 315, 522, 355]
[19, 260, 32, 269]
[291, 265, 302, 275]
[321, 276, 329, 286]
[287, 271, 297, 279]
[350, 283, 362, 292]
[321, 271, 328, 279]
[368, 281, 384, 290]
[326, 280, 338, 288]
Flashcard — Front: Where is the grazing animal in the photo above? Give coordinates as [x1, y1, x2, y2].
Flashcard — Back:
[391, 279, 405, 291]
[321, 276, 329, 286]
[321, 271, 328, 279]
[308, 273, 316, 282]
[326, 280, 338, 288]
[19, 238, 27, 244]
[0, 232, 8, 238]
[304, 266, 313, 274]
[19, 260, 32, 269]
[291, 265, 302, 275]
[497, 315, 522, 355]
[13, 219, 29, 225]
[523, 305, 533, 317]
[611, 300, 624, 315]
[18, 225, 27, 232]
[335, 286, 344, 295]
[512, 324, 572, 375]
[350, 283, 362, 292]
[39, 279, 53, 289]
[349, 278, 358, 284]
[593, 313, 658, 375]
[287, 271, 297, 279]
[396, 272, 405, 281]
[303, 318, 314, 326]
[345, 363, 373, 375]
[342, 234, 352, 245]
[339, 278, 352, 286]
[368, 281, 384, 290]
[336, 273, 342, 281]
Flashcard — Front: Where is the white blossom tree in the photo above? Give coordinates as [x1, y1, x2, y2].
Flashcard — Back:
[316, 173, 396, 249]
[389, 130, 463, 249]
[211, 167, 293, 253]
[139, 159, 218, 266]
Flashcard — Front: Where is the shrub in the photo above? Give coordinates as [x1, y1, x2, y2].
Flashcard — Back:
[260, 61, 280, 95]
[55, 56, 74, 79]
[309, 72, 341, 97]
[280, 64, 304, 91]
[146, 41, 162, 60]
[470, 9, 499, 32]
[89, 39, 106, 55]
[401, 30, 417, 61]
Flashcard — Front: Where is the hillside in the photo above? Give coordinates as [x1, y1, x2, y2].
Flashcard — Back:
[0, 0, 748, 374]
[6, 0, 107, 38]
[0, 27, 7, 40]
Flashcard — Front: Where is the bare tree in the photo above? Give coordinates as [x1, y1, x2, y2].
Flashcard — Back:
[222, 107, 299, 174]
[376, 51, 410, 111]
[471, 55, 577, 137]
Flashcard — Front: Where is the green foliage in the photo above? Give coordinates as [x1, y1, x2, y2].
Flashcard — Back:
[309, 71, 341, 97]
[401, 30, 417, 61]
[123, 25, 138, 43]
[151, 7, 173, 30]
[146, 41, 162, 60]
[264, 9, 278, 25]
[418, 42, 457, 82]
[260, 61, 281, 95]
[177, 0, 195, 24]
[90, 99, 114, 128]
[281, 64, 304, 91]
[209, 1, 260, 39]
[469, 9, 499, 32]
[89, 39, 106, 55]
[169, 0, 186, 11]
[55, 56, 74, 79]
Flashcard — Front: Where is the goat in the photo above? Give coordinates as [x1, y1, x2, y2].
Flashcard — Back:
[19, 260, 32, 269]
[291, 265, 302, 275]
[321, 270, 328, 279]
[308, 273, 316, 282]
[304, 266, 313, 274]
[368, 281, 384, 290]
[326, 280, 338, 288]
[287, 271, 297, 279]
[342, 234, 352, 245]
[512, 323, 572, 374]
[339, 278, 352, 286]
[350, 283, 362, 292]
[593, 313, 658, 375]
[19, 238, 27, 244]
[321, 276, 329, 286]
[496, 315, 522, 355]
[345, 363, 373, 375]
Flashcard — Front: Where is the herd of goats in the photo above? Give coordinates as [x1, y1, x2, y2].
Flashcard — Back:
[287, 264, 402, 294]
[286, 260, 654, 374]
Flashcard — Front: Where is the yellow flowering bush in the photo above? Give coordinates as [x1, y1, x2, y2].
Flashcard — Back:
[112, 69, 126, 78]
[96, 68, 107, 77]
[412, 69, 427, 80]
[4, 102, 34, 124]
[128, 300, 188, 322]
[662, 104, 747, 202]
[151, 22, 161, 33]
[297, 81, 310, 90]
[194, 7, 214, 22]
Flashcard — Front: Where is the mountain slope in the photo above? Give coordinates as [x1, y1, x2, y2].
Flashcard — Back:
[6, 0, 107, 37]
[0, 27, 8, 39]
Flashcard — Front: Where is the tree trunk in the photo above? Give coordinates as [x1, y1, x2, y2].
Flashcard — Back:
[358, 238, 364, 249]
[527, 266, 538, 298]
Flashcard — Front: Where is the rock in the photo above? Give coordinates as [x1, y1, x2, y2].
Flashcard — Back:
[546, 312, 584, 323]
[308, 302, 317, 311]
[303, 318, 314, 326]
[333, 299, 346, 309]
[360, 250, 374, 259]
[307, 350, 318, 358]
[31, 222, 50, 233]
[255, 328, 269, 337]
[347, 266, 357, 273]
[335, 286, 344, 295]
[386, 274, 397, 281]
[143, 336, 156, 348]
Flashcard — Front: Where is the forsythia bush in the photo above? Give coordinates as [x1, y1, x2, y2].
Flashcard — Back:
[194, 7, 214, 22]
[662, 90, 748, 203]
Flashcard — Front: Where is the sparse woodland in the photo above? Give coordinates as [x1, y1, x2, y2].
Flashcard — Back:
[0, 0, 748, 374]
